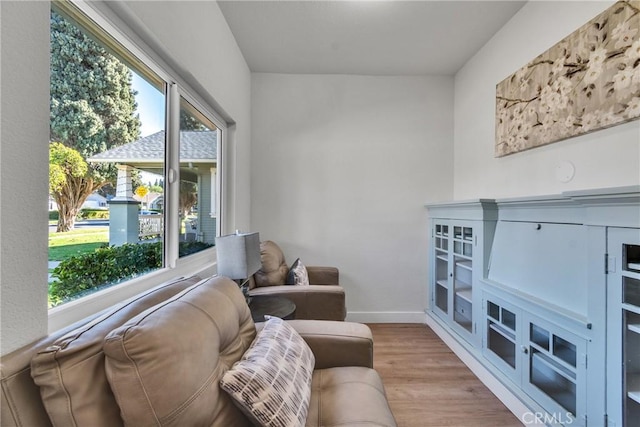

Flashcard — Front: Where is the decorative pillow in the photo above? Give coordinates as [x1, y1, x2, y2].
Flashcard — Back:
[286, 258, 310, 286]
[220, 317, 315, 427]
[254, 241, 289, 287]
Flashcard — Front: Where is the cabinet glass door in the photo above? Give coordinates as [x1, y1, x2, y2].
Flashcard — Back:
[607, 229, 640, 427]
[623, 244, 640, 426]
[523, 315, 586, 426]
[434, 223, 449, 314]
[453, 226, 473, 332]
[484, 296, 518, 379]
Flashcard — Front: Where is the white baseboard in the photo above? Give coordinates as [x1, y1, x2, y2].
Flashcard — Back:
[425, 314, 535, 426]
[346, 311, 426, 323]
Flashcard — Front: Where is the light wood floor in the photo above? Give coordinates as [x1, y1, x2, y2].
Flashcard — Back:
[369, 324, 523, 427]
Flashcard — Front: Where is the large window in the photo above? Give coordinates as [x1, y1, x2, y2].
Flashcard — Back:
[178, 98, 219, 257]
[48, 2, 222, 308]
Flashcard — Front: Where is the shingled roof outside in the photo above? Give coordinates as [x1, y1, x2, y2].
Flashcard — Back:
[88, 130, 216, 163]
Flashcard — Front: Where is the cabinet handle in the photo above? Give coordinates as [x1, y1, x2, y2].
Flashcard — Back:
[521, 346, 529, 354]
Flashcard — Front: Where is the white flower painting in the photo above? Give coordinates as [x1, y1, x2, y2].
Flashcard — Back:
[495, 0, 640, 157]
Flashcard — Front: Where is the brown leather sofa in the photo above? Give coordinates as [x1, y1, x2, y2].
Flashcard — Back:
[247, 240, 347, 321]
[1, 275, 396, 427]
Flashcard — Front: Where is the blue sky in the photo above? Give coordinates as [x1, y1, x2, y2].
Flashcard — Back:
[132, 73, 165, 184]
[132, 72, 165, 138]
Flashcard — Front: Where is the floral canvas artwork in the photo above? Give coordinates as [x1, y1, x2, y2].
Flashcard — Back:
[495, 0, 640, 157]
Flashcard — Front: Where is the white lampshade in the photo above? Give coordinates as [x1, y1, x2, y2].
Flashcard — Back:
[215, 232, 261, 280]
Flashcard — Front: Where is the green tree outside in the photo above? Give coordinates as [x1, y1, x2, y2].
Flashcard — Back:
[49, 142, 96, 232]
[50, 10, 141, 232]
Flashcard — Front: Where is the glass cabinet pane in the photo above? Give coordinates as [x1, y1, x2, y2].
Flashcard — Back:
[463, 227, 473, 241]
[624, 277, 640, 308]
[463, 242, 473, 257]
[530, 349, 577, 416]
[454, 293, 472, 332]
[625, 244, 640, 272]
[484, 298, 517, 374]
[435, 236, 448, 251]
[625, 311, 640, 425]
[488, 323, 516, 368]
[436, 283, 448, 313]
[451, 225, 473, 258]
[488, 301, 500, 321]
[554, 335, 577, 367]
[503, 308, 516, 331]
[531, 324, 550, 351]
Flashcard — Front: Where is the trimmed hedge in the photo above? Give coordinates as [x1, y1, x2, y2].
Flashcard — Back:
[78, 209, 109, 219]
[49, 241, 212, 306]
[48, 209, 109, 221]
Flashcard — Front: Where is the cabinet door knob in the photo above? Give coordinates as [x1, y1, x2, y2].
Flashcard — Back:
[521, 346, 529, 354]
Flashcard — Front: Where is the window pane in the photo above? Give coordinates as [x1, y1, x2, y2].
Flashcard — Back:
[178, 98, 218, 258]
[49, 9, 166, 307]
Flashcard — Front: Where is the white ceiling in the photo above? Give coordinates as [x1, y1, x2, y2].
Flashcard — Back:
[217, 0, 527, 76]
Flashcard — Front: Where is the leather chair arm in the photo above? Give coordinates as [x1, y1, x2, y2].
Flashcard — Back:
[248, 285, 346, 321]
[287, 320, 373, 369]
[306, 266, 339, 286]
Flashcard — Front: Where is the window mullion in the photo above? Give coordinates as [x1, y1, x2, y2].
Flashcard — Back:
[165, 82, 180, 268]
[216, 128, 225, 235]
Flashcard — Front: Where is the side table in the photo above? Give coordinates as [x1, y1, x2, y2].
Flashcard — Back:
[249, 295, 296, 323]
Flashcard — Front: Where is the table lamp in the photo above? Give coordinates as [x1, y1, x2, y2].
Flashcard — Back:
[215, 231, 261, 302]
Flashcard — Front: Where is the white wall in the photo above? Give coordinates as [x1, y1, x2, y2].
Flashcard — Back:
[251, 74, 453, 322]
[0, 0, 251, 354]
[0, 1, 51, 355]
[454, 1, 640, 200]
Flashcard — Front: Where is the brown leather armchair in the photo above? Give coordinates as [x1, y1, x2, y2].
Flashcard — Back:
[247, 240, 347, 321]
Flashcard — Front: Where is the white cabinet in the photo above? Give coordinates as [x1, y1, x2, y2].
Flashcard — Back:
[426, 187, 640, 427]
[427, 200, 497, 346]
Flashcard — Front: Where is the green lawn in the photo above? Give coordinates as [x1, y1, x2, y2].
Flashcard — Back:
[49, 227, 109, 261]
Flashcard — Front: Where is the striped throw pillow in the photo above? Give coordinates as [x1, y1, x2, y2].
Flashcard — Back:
[220, 317, 315, 427]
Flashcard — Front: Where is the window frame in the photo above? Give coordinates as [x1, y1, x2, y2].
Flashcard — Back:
[48, 0, 226, 331]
